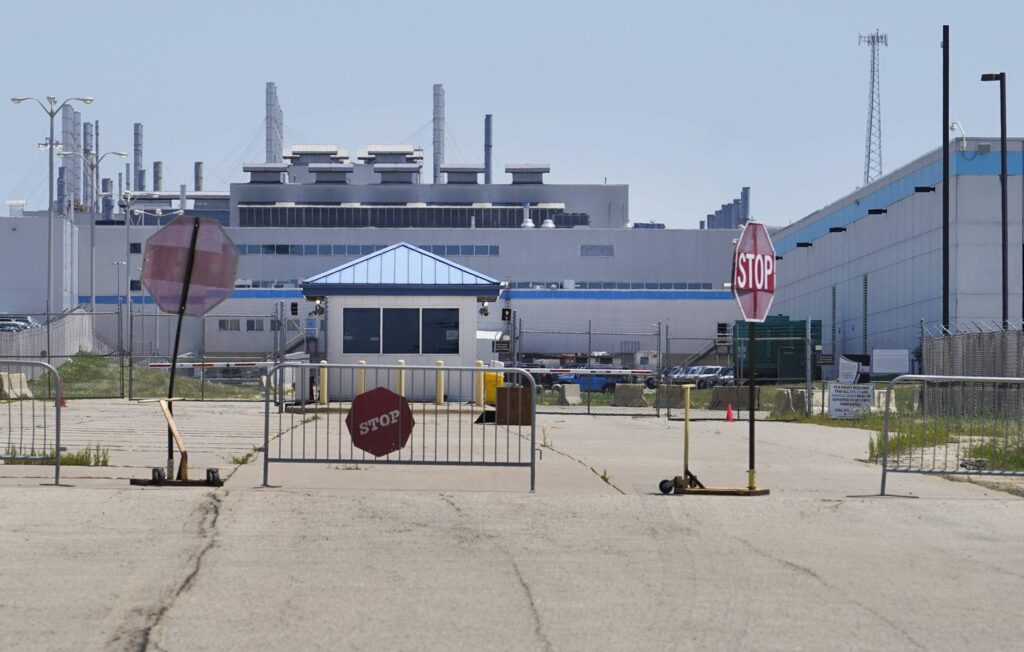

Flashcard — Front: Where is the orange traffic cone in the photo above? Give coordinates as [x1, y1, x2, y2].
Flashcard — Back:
[725, 403, 734, 422]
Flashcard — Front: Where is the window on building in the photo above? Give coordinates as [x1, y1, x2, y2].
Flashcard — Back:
[382, 308, 420, 354]
[129, 280, 141, 292]
[246, 319, 264, 332]
[422, 308, 459, 354]
[488, 245, 500, 256]
[343, 308, 380, 354]
[129, 242, 142, 254]
[318, 244, 332, 256]
[580, 245, 614, 257]
[218, 319, 240, 332]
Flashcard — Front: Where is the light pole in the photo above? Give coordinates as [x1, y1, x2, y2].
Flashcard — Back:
[59, 150, 128, 310]
[10, 95, 93, 362]
[981, 72, 1008, 329]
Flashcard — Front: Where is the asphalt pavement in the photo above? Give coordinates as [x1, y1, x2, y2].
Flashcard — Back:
[1, 400, 1022, 651]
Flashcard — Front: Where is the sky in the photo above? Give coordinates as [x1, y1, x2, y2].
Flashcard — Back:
[3, 0, 1024, 228]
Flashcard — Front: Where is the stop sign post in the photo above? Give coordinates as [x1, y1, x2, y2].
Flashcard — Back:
[141, 216, 239, 479]
[345, 387, 415, 457]
[732, 221, 776, 494]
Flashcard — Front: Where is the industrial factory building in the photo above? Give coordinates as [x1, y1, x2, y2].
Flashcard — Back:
[772, 136, 1024, 362]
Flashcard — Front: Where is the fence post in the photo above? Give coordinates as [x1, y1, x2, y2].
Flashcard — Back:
[117, 299, 125, 398]
[587, 321, 592, 415]
[435, 360, 445, 403]
[474, 360, 485, 407]
[664, 324, 672, 419]
[655, 321, 662, 418]
[397, 360, 406, 397]
[357, 360, 366, 394]
[805, 317, 813, 415]
[319, 360, 328, 406]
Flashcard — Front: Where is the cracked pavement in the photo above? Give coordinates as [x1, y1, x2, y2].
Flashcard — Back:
[1, 402, 1023, 650]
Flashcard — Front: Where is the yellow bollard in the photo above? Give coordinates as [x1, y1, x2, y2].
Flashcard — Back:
[435, 360, 445, 404]
[474, 360, 485, 407]
[683, 384, 692, 477]
[357, 360, 366, 395]
[397, 360, 406, 397]
[319, 361, 328, 406]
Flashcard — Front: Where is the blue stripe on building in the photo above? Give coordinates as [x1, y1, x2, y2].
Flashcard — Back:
[503, 290, 733, 301]
[775, 151, 1024, 256]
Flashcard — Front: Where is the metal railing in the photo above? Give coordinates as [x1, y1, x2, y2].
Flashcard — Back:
[0, 360, 63, 485]
[262, 362, 538, 490]
[880, 374, 1024, 495]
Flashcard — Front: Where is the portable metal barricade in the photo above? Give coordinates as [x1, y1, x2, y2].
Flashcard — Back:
[262, 363, 538, 490]
[0, 360, 63, 485]
[879, 374, 1024, 495]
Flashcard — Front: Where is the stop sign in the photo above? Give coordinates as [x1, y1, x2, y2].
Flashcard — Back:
[733, 221, 776, 322]
[141, 216, 240, 316]
[346, 387, 415, 457]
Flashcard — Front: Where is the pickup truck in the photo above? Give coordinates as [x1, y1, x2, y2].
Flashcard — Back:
[555, 368, 647, 392]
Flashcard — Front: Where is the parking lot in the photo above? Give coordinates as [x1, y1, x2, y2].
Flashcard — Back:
[1, 399, 1022, 651]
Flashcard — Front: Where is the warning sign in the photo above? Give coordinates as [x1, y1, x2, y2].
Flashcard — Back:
[828, 383, 873, 419]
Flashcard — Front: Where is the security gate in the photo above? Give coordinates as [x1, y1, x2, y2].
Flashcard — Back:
[879, 374, 1024, 495]
[262, 363, 537, 490]
[0, 360, 63, 484]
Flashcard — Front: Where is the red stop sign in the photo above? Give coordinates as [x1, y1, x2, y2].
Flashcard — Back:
[141, 216, 240, 316]
[345, 387, 415, 457]
[733, 221, 776, 323]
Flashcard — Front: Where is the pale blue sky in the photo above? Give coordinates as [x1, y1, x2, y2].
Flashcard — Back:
[4, 0, 1023, 227]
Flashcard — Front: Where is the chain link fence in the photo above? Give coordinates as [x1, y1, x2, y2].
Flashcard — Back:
[516, 322, 662, 416]
[922, 323, 1024, 378]
[0, 306, 326, 401]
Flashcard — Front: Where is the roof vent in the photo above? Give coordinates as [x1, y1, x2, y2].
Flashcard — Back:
[374, 162, 422, 184]
[506, 164, 550, 184]
[441, 164, 485, 184]
[242, 163, 288, 183]
[520, 204, 535, 228]
[308, 163, 354, 184]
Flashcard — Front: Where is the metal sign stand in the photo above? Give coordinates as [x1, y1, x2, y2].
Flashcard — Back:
[132, 217, 225, 488]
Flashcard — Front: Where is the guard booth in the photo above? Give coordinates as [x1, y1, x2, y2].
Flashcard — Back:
[301, 243, 500, 401]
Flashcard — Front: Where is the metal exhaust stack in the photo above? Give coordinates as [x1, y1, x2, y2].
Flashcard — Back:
[433, 84, 445, 184]
[484, 114, 493, 184]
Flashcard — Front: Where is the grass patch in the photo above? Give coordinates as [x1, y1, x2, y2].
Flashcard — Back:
[3, 443, 110, 466]
[29, 352, 265, 400]
[230, 450, 257, 465]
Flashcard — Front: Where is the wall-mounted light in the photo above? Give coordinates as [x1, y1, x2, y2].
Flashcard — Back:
[796, 242, 813, 248]
[914, 186, 935, 193]
[775, 255, 783, 261]
[829, 227, 847, 233]
[867, 208, 887, 215]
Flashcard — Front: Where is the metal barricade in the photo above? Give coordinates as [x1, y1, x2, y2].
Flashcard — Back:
[0, 360, 62, 485]
[879, 374, 1024, 495]
[262, 363, 538, 490]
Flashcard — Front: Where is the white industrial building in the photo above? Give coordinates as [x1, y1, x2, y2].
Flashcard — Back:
[772, 136, 1024, 364]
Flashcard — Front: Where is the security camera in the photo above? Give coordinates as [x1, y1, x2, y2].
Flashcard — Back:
[479, 306, 489, 317]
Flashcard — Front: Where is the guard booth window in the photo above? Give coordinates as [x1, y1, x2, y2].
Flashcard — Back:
[422, 309, 459, 354]
[382, 309, 419, 354]
[343, 308, 380, 354]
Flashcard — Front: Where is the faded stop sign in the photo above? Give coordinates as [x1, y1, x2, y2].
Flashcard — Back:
[141, 216, 240, 316]
[345, 387, 415, 457]
[732, 221, 776, 323]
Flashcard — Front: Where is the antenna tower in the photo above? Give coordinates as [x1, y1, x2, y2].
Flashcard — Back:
[859, 30, 888, 184]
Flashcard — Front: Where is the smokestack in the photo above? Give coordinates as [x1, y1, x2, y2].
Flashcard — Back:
[432, 83, 445, 184]
[133, 123, 143, 190]
[118, 172, 123, 198]
[137, 169, 147, 193]
[194, 162, 204, 191]
[153, 161, 163, 191]
[101, 178, 113, 219]
[265, 82, 283, 163]
[82, 121, 94, 210]
[484, 114, 493, 184]
[125, 162, 131, 192]
[57, 167, 66, 213]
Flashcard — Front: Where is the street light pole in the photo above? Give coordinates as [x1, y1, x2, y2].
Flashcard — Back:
[981, 73, 1008, 329]
[10, 95, 94, 362]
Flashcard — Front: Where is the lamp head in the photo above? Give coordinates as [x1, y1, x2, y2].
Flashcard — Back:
[10, 96, 28, 104]
[981, 73, 1004, 82]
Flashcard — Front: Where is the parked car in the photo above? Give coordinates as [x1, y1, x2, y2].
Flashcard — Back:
[715, 368, 735, 386]
[0, 321, 25, 333]
[694, 366, 725, 388]
[0, 315, 40, 329]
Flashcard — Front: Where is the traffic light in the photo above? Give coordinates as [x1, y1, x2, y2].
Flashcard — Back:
[501, 307, 512, 322]
[290, 302, 298, 316]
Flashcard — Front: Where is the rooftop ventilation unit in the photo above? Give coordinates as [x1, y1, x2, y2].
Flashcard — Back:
[308, 163, 355, 184]
[440, 164, 485, 184]
[242, 163, 289, 184]
[506, 164, 550, 184]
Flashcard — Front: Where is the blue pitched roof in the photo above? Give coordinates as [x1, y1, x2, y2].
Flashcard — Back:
[302, 242, 501, 297]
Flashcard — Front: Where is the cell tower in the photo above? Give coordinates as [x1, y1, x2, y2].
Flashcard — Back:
[859, 30, 888, 185]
